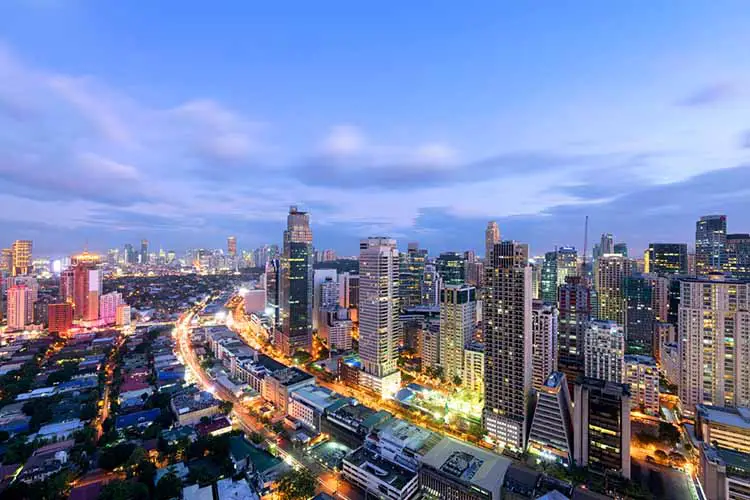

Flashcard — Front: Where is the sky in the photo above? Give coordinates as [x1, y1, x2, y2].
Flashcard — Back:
[1, 1, 749, 258]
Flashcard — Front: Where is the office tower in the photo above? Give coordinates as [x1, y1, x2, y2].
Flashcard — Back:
[60, 268, 75, 303]
[12, 276, 38, 303]
[584, 320, 624, 383]
[463, 342, 485, 393]
[227, 236, 237, 257]
[7, 285, 32, 330]
[557, 277, 591, 396]
[527, 372, 574, 465]
[642, 273, 670, 324]
[530, 260, 542, 300]
[595, 254, 632, 325]
[622, 276, 655, 354]
[592, 243, 602, 262]
[613, 242, 628, 257]
[312, 268, 337, 331]
[338, 272, 356, 309]
[645, 243, 688, 275]
[436, 252, 466, 286]
[541, 251, 558, 304]
[531, 300, 558, 391]
[464, 250, 476, 263]
[71, 251, 102, 322]
[599, 233, 614, 255]
[421, 323, 441, 371]
[0, 248, 12, 272]
[573, 378, 631, 479]
[422, 264, 440, 307]
[485, 221, 500, 259]
[358, 237, 401, 397]
[483, 241, 532, 450]
[100, 291, 125, 325]
[140, 239, 149, 265]
[48, 303, 73, 334]
[280, 206, 314, 356]
[696, 215, 727, 275]
[399, 243, 427, 309]
[166, 250, 176, 264]
[725, 234, 750, 279]
[439, 285, 476, 381]
[320, 277, 339, 310]
[624, 355, 660, 415]
[265, 258, 280, 327]
[678, 276, 750, 416]
[466, 261, 484, 288]
[11, 240, 32, 276]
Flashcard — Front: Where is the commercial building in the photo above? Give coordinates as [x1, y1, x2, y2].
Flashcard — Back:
[262, 367, 315, 414]
[280, 206, 314, 355]
[358, 237, 402, 398]
[622, 276, 655, 354]
[584, 320, 624, 383]
[557, 277, 592, 390]
[725, 234, 750, 279]
[7, 285, 33, 330]
[699, 444, 750, 500]
[321, 401, 392, 449]
[288, 385, 349, 432]
[419, 437, 511, 500]
[400, 243, 428, 309]
[11, 240, 32, 276]
[624, 355, 660, 415]
[541, 248, 578, 304]
[338, 272, 359, 309]
[99, 291, 125, 325]
[594, 254, 632, 325]
[436, 252, 466, 286]
[482, 241, 533, 451]
[312, 269, 337, 331]
[485, 222, 500, 260]
[645, 243, 688, 275]
[365, 418, 442, 473]
[343, 446, 419, 500]
[170, 391, 221, 426]
[696, 215, 728, 275]
[140, 239, 149, 265]
[463, 342, 485, 394]
[678, 276, 750, 416]
[527, 372, 574, 465]
[71, 252, 102, 322]
[116, 304, 131, 327]
[531, 301, 558, 391]
[47, 303, 73, 334]
[227, 236, 237, 257]
[696, 405, 750, 454]
[573, 377, 631, 479]
[439, 285, 476, 380]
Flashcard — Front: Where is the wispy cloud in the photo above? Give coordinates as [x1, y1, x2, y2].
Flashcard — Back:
[678, 82, 738, 107]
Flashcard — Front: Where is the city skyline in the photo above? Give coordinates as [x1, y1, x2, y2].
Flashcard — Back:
[1, 3, 750, 254]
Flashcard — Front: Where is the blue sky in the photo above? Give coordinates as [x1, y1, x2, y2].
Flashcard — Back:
[1, 1, 749, 257]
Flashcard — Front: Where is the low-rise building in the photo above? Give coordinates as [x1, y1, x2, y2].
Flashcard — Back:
[116, 408, 161, 430]
[365, 418, 442, 473]
[288, 385, 349, 432]
[696, 405, 750, 454]
[216, 478, 259, 500]
[170, 390, 221, 426]
[343, 446, 419, 500]
[261, 367, 314, 414]
[35, 419, 83, 441]
[321, 401, 392, 449]
[699, 444, 750, 500]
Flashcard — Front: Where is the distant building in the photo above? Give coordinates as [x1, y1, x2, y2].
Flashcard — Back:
[116, 304, 131, 327]
[622, 276, 655, 354]
[47, 303, 73, 334]
[11, 240, 32, 276]
[573, 377, 631, 479]
[436, 252, 466, 286]
[400, 243, 428, 309]
[696, 215, 728, 276]
[7, 285, 33, 330]
[99, 291, 125, 325]
[557, 277, 592, 383]
[645, 243, 688, 275]
[227, 236, 237, 257]
[71, 252, 102, 321]
[725, 234, 750, 279]
[584, 320, 624, 383]
[531, 301, 558, 391]
[594, 254, 632, 325]
[528, 372, 574, 465]
[485, 221, 500, 260]
[624, 355, 660, 415]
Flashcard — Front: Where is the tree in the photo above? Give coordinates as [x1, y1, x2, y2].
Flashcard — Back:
[99, 442, 137, 470]
[200, 416, 211, 425]
[2, 436, 34, 465]
[658, 422, 681, 446]
[276, 469, 317, 500]
[452, 375, 462, 386]
[155, 471, 183, 500]
[99, 480, 150, 500]
[219, 400, 234, 415]
[125, 447, 148, 478]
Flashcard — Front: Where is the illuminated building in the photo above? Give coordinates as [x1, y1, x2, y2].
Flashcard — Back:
[421, 263, 440, 307]
[557, 277, 592, 386]
[696, 405, 750, 454]
[531, 300, 558, 391]
[436, 252, 466, 286]
[485, 221, 500, 260]
[312, 269, 336, 331]
[466, 260, 484, 288]
[439, 284, 476, 380]
[678, 276, 750, 417]
[265, 258, 280, 328]
[48, 303, 73, 334]
[725, 233, 750, 279]
[483, 241, 533, 450]
[528, 372, 574, 465]
[399, 242, 427, 309]
[699, 444, 750, 500]
[573, 377, 631, 479]
[100, 291, 125, 325]
[71, 251, 102, 322]
[11, 240, 32, 276]
[543, 248, 580, 303]
[696, 215, 727, 275]
[622, 275, 655, 354]
[463, 342, 484, 394]
[421, 322, 441, 371]
[140, 239, 149, 265]
[624, 355, 659, 415]
[7, 284, 33, 330]
[227, 236, 237, 257]
[584, 320, 624, 383]
[594, 254, 632, 325]
[338, 272, 359, 309]
[614, 242, 628, 257]
[0, 248, 12, 272]
[280, 206, 313, 356]
[116, 304, 131, 327]
[358, 237, 401, 398]
[645, 243, 688, 275]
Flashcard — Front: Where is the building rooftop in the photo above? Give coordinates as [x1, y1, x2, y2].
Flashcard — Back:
[290, 385, 349, 412]
[171, 390, 219, 414]
[575, 376, 631, 397]
[697, 405, 750, 430]
[421, 437, 511, 496]
[271, 367, 314, 387]
[116, 408, 161, 429]
[216, 478, 259, 500]
[229, 436, 281, 473]
[373, 417, 442, 456]
[702, 444, 750, 477]
[345, 446, 416, 490]
[624, 354, 657, 366]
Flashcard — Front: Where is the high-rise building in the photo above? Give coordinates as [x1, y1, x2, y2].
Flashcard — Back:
[399, 243, 427, 309]
[678, 276, 750, 416]
[422, 264, 440, 307]
[463, 342, 485, 394]
[140, 239, 149, 265]
[280, 206, 314, 356]
[531, 300, 558, 391]
[71, 251, 102, 322]
[600, 233, 614, 255]
[557, 277, 592, 359]
[595, 254, 632, 325]
[613, 242, 628, 257]
[466, 261, 484, 288]
[0, 248, 12, 272]
[313, 268, 337, 331]
[624, 355, 660, 416]
[227, 236, 237, 257]
[485, 221, 500, 260]
[338, 272, 358, 309]
[725, 234, 750, 279]
[265, 258, 281, 328]
[645, 243, 688, 275]
[100, 291, 125, 325]
[483, 241, 532, 450]
[696, 215, 727, 275]
[573, 377, 631, 479]
[622, 276, 655, 354]
[358, 237, 401, 397]
[7, 284, 32, 330]
[436, 252, 466, 286]
[11, 240, 32, 276]
[527, 372, 574, 465]
[642, 273, 670, 325]
[48, 303, 73, 334]
[116, 304, 131, 327]
[540, 251, 558, 304]
[584, 320, 624, 383]
[439, 285, 476, 381]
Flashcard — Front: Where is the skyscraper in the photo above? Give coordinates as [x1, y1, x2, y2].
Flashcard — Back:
[280, 206, 314, 356]
[422, 263, 440, 307]
[540, 251, 558, 304]
[72, 251, 103, 322]
[645, 243, 688, 275]
[613, 242, 628, 257]
[11, 240, 32, 276]
[435, 252, 466, 286]
[527, 372, 574, 466]
[695, 215, 727, 275]
[399, 243, 427, 309]
[531, 301, 558, 391]
[483, 241, 532, 450]
[227, 236, 237, 257]
[485, 221, 500, 260]
[600, 233, 614, 255]
[7, 284, 32, 330]
[584, 320, 625, 383]
[622, 276, 655, 354]
[265, 258, 281, 328]
[678, 276, 750, 416]
[725, 234, 750, 279]
[358, 237, 401, 397]
[595, 254, 632, 325]
[140, 239, 149, 265]
[557, 277, 592, 359]
[439, 285, 476, 381]
[0, 248, 12, 273]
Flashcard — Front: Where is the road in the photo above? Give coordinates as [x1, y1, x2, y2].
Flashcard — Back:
[95, 335, 124, 440]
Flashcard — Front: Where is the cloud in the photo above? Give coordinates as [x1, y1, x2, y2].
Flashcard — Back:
[742, 130, 750, 149]
[678, 82, 738, 107]
[320, 124, 366, 157]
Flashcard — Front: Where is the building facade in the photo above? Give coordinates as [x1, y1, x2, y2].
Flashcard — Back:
[584, 320, 624, 383]
[527, 372, 574, 465]
[595, 254, 632, 325]
[696, 215, 728, 275]
[646, 243, 688, 275]
[439, 285, 476, 380]
[624, 355, 660, 415]
[280, 206, 314, 356]
[531, 301, 558, 391]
